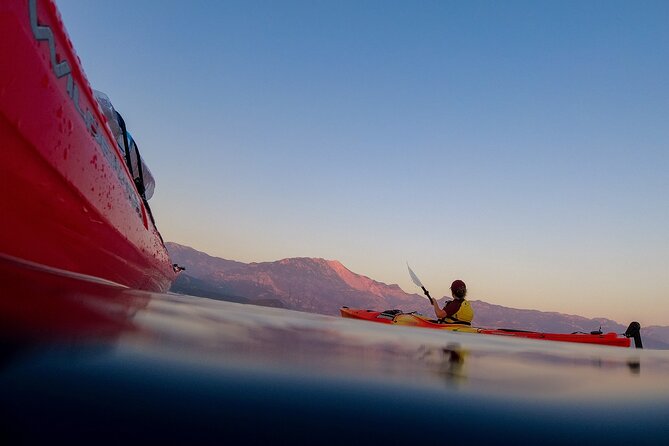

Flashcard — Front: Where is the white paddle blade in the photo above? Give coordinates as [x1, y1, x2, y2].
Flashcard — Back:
[407, 263, 424, 289]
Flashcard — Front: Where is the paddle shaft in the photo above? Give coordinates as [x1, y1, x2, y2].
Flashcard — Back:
[421, 286, 434, 304]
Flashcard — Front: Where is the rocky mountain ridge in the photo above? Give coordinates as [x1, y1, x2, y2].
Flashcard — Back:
[167, 242, 669, 348]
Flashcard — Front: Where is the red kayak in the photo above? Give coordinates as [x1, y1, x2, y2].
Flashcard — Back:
[341, 307, 639, 348]
[0, 0, 175, 291]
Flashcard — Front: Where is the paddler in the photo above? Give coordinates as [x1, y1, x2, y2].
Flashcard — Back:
[431, 280, 474, 324]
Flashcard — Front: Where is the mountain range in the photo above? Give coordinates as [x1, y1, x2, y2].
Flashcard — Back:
[167, 242, 669, 349]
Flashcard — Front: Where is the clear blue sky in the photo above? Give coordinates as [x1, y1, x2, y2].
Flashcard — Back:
[56, 0, 669, 325]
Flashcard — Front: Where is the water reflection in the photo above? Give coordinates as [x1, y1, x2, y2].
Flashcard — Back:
[0, 254, 149, 341]
[418, 343, 468, 387]
[627, 359, 641, 375]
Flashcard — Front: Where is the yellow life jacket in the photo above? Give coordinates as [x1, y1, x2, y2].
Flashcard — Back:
[446, 300, 474, 324]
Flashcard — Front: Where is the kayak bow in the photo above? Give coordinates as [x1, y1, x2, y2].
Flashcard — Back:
[0, 0, 175, 291]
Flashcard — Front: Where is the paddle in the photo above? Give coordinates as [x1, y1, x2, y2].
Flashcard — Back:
[407, 263, 435, 305]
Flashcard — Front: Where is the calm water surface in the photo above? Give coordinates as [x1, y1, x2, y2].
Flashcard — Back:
[1, 256, 668, 444]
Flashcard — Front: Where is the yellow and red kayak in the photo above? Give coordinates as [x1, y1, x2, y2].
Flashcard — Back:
[340, 307, 637, 348]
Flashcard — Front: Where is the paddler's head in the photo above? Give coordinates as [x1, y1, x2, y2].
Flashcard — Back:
[450, 280, 467, 300]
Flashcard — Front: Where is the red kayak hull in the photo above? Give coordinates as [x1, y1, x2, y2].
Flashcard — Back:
[340, 308, 632, 348]
[0, 0, 174, 291]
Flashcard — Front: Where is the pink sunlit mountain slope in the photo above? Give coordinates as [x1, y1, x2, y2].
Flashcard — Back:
[166, 242, 669, 349]
[167, 242, 419, 315]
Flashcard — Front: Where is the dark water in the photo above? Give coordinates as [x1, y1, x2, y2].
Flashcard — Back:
[1, 256, 668, 444]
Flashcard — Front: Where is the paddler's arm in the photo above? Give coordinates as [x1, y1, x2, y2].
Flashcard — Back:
[421, 286, 447, 319]
[432, 299, 447, 320]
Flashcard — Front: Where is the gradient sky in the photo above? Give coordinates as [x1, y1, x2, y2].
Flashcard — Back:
[55, 0, 668, 325]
